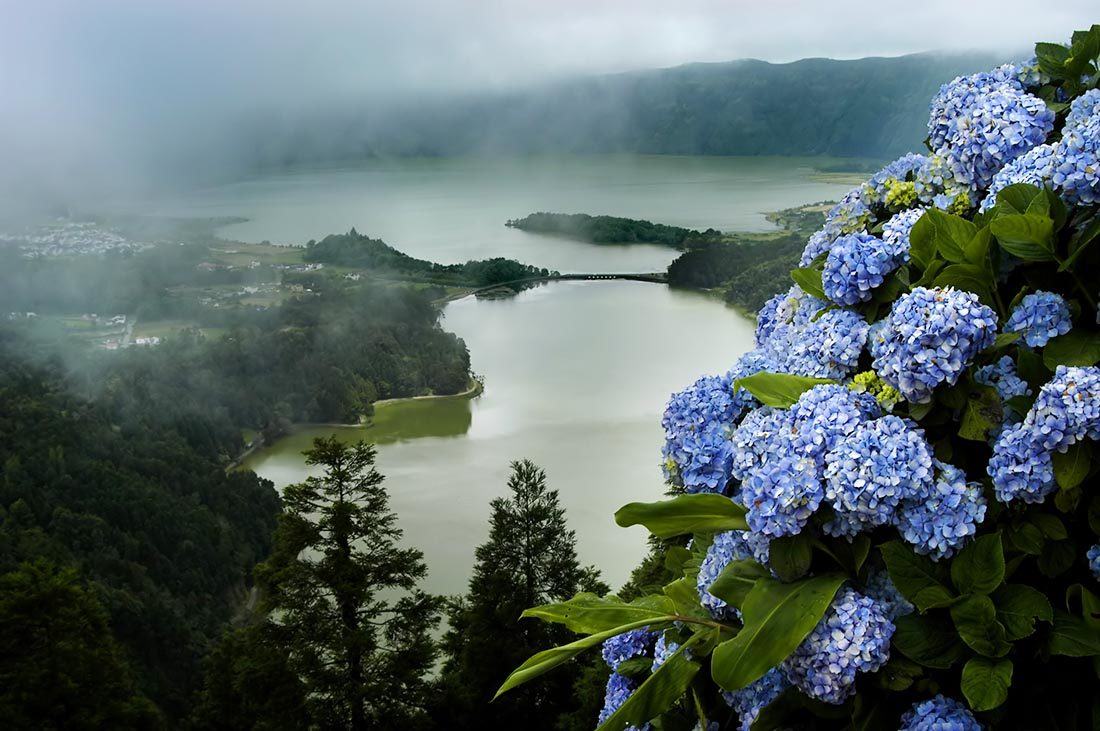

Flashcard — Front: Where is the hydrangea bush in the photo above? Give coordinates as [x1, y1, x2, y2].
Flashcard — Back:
[498, 27, 1100, 730]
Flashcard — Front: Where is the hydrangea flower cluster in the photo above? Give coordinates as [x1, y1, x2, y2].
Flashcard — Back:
[785, 385, 881, 467]
[989, 366, 1100, 503]
[849, 370, 902, 410]
[722, 667, 790, 731]
[650, 634, 683, 671]
[927, 65, 1023, 150]
[899, 695, 982, 731]
[822, 415, 935, 537]
[1004, 291, 1071, 347]
[822, 232, 901, 306]
[824, 188, 872, 235]
[601, 628, 656, 670]
[755, 286, 869, 379]
[979, 142, 1057, 211]
[881, 206, 925, 261]
[597, 673, 648, 730]
[1015, 56, 1050, 89]
[870, 287, 998, 403]
[1053, 93, 1100, 204]
[740, 456, 823, 538]
[1088, 544, 1100, 579]
[938, 87, 1054, 190]
[976, 355, 1032, 403]
[782, 588, 894, 704]
[798, 225, 836, 266]
[895, 460, 987, 559]
[696, 530, 769, 618]
[859, 153, 928, 208]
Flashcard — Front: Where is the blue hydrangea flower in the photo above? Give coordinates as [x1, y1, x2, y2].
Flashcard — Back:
[786, 385, 880, 469]
[896, 460, 987, 560]
[900, 695, 982, 731]
[650, 634, 685, 671]
[598, 673, 649, 730]
[782, 588, 894, 704]
[870, 287, 998, 403]
[823, 415, 934, 537]
[1016, 57, 1051, 89]
[822, 232, 901, 306]
[799, 224, 840, 267]
[1088, 544, 1100, 579]
[975, 355, 1032, 402]
[979, 142, 1057, 211]
[1004, 291, 1071, 347]
[825, 188, 872, 235]
[756, 286, 869, 380]
[881, 207, 926, 262]
[863, 566, 914, 621]
[661, 373, 743, 493]
[731, 407, 792, 481]
[939, 86, 1054, 191]
[928, 65, 1023, 151]
[722, 667, 790, 731]
[696, 529, 769, 618]
[988, 421, 1055, 504]
[601, 629, 656, 670]
[991, 366, 1100, 504]
[740, 456, 823, 539]
[859, 153, 928, 208]
[1052, 91, 1100, 205]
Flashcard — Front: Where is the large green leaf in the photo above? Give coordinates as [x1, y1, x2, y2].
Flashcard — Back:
[1062, 214, 1100, 270]
[891, 613, 966, 669]
[733, 372, 835, 408]
[950, 533, 1004, 595]
[495, 618, 659, 698]
[1043, 330, 1100, 368]
[768, 533, 813, 582]
[707, 559, 770, 610]
[522, 593, 677, 634]
[990, 213, 1056, 261]
[951, 594, 1011, 657]
[1052, 441, 1092, 490]
[933, 263, 994, 306]
[925, 208, 977, 263]
[791, 267, 827, 301]
[961, 657, 1013, 712]
[614, 494, 747, 538]
[908, 213, 936, 269]
[992, 584, 1053, 641]
[957, 385, 1004, 442]
[596, 636, 702, 731]
[995, 183, 1043, 214]
[880, 541, 955, 610]
[1050, 611, 1100, 657]
[711, 574, 844, 690]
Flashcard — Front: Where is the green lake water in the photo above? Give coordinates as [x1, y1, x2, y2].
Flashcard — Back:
[184, 155, 857, 594]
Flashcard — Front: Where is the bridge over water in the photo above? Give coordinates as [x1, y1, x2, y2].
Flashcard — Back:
[434, 272, 668, 304]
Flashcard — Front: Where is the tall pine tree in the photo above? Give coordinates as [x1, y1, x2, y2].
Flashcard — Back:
[255, 437, 441, 730]
[435, 460, 607, 730]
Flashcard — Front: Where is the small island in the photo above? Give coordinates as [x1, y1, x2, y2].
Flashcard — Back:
[505, 212, 721, 248]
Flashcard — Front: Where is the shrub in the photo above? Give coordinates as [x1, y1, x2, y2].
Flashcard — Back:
[497, 26, 1100, 730]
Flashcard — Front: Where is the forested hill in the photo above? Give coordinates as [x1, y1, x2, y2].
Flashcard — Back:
[260, 52, 1004, 165]
[505, 212, 722, 248]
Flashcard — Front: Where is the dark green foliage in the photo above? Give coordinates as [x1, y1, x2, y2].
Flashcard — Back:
[0, 561, 162, 730]
[506, 212, 721, 248]
[192, 623, 308, 731]
[255, 437, 441, 730]
[304, 228, 554, 286]
[436, 460, 609, 730]
[0, 335, 280, 717]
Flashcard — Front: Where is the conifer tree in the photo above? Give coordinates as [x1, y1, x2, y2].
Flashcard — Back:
[435, 460, 607, 730]
[256, 437, 440, 730]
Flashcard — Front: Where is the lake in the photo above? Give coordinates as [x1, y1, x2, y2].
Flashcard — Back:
[184, 155, 857, 594]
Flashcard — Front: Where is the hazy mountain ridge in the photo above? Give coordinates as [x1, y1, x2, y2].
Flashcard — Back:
[249, 52, 1006, 167]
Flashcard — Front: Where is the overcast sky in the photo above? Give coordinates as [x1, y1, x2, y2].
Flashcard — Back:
[1, 1, 1096, 209]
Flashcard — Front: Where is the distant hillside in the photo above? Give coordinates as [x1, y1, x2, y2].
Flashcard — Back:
[259, 52, 1006, 165]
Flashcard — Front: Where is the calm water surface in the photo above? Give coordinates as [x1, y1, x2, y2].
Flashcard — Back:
[162, 155, 857, 273]
[206, 155, 855, 593]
